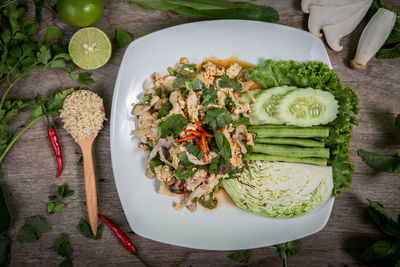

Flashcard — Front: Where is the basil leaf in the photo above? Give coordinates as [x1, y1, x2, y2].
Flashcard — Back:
[158, 103, 172, 118]
[205, 108, 232, 130]
[178, 152, 192, 166]
[56, 233, 72, 259]
[115, 27, 134, 48]
[78, 218, 103, 240]
[367, 199, 400, 238]
[149, 157, 163, 173]
[361, 239, 400, 265]
[157, 114, 189, 139]
[214, 130, 232, 163]
[209, 156, 223, 174]
[358, 149, 400, 173]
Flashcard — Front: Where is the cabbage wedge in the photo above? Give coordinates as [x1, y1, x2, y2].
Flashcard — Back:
[223, 161, 333, 218]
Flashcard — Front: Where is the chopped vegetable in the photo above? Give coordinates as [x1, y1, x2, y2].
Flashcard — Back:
[245, 154, 327, 166]
[256, 137, 325, 148]
[223, 161, 333, 218]
[248, 125, 329, 138]
[123, 0, 279, 22]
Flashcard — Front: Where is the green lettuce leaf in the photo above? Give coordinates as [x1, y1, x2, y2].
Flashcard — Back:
[245, 60, 359, 196]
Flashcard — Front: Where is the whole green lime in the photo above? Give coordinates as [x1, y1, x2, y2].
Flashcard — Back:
[57, 0, 103, 27]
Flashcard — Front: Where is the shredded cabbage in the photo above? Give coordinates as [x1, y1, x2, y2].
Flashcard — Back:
[223, 161, 333, 218]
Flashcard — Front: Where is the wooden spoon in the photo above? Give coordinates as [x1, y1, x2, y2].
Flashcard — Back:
[78, 136, 98, 235]
[60, 90, 105, 235]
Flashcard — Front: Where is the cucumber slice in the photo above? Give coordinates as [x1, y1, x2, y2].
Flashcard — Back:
[249, 86, 297, 125]
[276, 88, 339, 127]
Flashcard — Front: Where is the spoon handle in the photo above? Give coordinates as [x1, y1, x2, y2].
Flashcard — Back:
[80, 138, 98, 235]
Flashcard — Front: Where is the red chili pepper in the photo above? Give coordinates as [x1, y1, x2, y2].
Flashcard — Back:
[99, 214, 151, 267]
[183, 129, 202, 136]
[45, 113, 63, 178]
[175, 135, 198, 143]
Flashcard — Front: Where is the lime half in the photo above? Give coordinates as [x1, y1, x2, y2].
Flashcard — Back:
[69, 27, 112, 70]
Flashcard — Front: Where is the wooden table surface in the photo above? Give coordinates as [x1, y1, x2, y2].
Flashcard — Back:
[3, 0, 400, 266]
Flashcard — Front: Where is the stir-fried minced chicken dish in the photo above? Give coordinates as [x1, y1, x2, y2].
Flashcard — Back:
[132, 57, 254, 212]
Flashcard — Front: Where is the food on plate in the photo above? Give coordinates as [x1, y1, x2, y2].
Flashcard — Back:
[223, 161, 333, 218]
[132, 57, 253, 212]
[131, 57, 358, 217]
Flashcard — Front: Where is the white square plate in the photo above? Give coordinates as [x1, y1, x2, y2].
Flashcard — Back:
[110, 20, 334, 250]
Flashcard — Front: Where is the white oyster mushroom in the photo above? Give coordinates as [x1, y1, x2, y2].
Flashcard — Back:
[301, 0, 368, 13]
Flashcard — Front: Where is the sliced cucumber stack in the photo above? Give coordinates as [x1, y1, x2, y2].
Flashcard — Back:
[277, 88, 339, 127]
[249, 86, 296, 125]
[248, 86, 339, 127]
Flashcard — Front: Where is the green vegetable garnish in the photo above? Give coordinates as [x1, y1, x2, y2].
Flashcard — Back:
[157, 114, 189, 139]
[56, 233, 73, 266]
[79, 218, 104, 240]
[115, 27, 134, 48]
[18, 215, 51, 243]
[205, 108, 232, 130]
[219, 74, 242, 94]
[47, 184, 75, 213]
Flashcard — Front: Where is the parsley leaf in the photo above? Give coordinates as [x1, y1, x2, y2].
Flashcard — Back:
[47, 184, 75, 213]
[115, 27, 134, 48]
[158, 103, 172, 118]
[201, 86, 217, 107]
[214, 130, 232, 163]
[185, 143, 205, 160]
[45, 25, 63, 42]
[228, 250, 252, 264]
[206, 108, 232, 130]
[56, 233, 73, 260]
[270, 240, 301, 267]
[157, 114, 189, 139]
[18, 215, 51, 242]
[173, 64, 198, 89]
[219, 74, 242, 94]
[78, 218, 103, 240]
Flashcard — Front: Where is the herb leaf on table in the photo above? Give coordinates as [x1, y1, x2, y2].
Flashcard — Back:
[18, 215, 51, 242]
[228, 249, 252, 264]
[270, 240, 301, 267]
[115, 28, 134, 48]
[123, 0, 279, 22]
[48, 184, 75, 213]
[56, 233, 73, 260]
[79, 218, 103, 240]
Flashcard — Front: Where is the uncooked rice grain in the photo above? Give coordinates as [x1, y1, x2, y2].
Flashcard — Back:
[60, 90, 105, 141]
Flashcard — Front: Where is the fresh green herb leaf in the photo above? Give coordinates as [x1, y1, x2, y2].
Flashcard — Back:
[56, 233, 72, 260]
[176, 165, 198, 179]
[206, 108, 232, 130]
[178, 152, 192, 166]
[185, 143, 205, 160]
[18, 215, 51, 242]
[214, 130, 232, 163]
[361, 239, 400, 266]
[45, 25, 63, 42]
[232, 116, 250, 127]
[0, 186, 11, 234]
[78, 218, 103, 240]
[115, 27, 134, 48]
[358, 149, 400, 173]
[377, 43, 400, 59]
[201, 86, 218, 107]
[167, 67, 176, 76]
[155, 88, 162, 97]
[173, 64, 198, 89]
[228, 249, 252, 264]
[198, 193, 218, 209]
[224, 95, 235, 112]
[142, 94, 151, 105]
[48, 184, 74, 213]
[149, 157, 163, 174]
[367, 199, 400, 238]
[158, 103, 172, 118]
[271, 240, 301, 267]
[219, 74, 242, 94]
[157, 114, 189, 139]
[124, 0, 279, 22]
[185, 79, 203, 91]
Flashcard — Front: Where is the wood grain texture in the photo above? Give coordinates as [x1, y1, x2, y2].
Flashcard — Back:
[2, 0, 400, 266]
